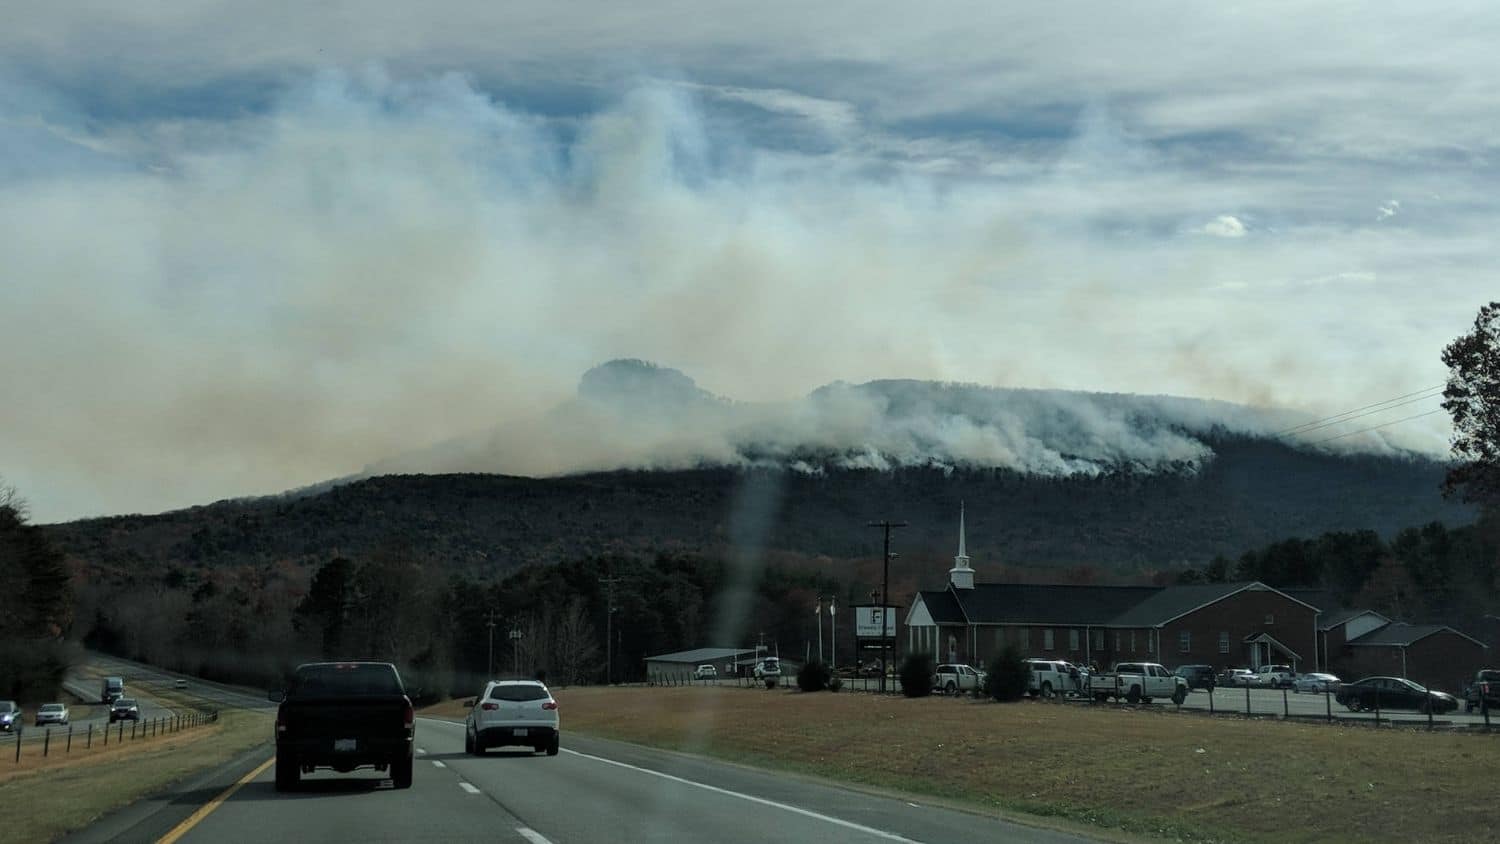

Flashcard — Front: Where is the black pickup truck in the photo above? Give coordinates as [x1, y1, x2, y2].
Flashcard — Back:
[1463, 669, 1500, 714]
[269, 662, 415, 791]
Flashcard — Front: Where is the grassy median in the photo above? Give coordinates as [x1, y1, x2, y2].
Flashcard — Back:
[427, 686, 1500, 844]
[0, 710, 271, 844]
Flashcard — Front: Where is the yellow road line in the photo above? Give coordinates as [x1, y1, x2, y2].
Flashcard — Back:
[155, 755, 274, 844]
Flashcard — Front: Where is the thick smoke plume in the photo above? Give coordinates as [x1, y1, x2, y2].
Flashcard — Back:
[0, 70, 1461, 521]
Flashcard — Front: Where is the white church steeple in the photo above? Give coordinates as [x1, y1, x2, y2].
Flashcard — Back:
[949, 501, 974, 590]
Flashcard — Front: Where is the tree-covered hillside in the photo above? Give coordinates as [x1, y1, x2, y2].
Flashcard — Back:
[47, 435, 1468, 584]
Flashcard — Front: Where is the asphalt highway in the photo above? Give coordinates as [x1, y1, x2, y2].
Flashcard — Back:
[55, 656, 1499, 844]
[117, 720, 1093, 844]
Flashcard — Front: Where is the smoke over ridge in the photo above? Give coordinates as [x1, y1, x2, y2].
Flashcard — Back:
[369, 359, 1434, 481]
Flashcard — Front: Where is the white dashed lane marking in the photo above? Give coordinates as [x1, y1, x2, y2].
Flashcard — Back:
[432, 760, 446, 768]
[459, 782, 481, 794]
[516, 827, 554, 844]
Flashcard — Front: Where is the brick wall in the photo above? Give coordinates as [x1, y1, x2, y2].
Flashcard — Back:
[1161, 588, 1318, 672]
[1338, 631, 1489, 693]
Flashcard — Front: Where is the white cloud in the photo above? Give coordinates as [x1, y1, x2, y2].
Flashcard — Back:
[1199, 215, 1248, 237]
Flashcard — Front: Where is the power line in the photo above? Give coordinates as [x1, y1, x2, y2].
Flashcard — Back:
[1281, 391, 1445, 439]
[1276, 385, 1445, 438]
[1303, 409, 1447, 446]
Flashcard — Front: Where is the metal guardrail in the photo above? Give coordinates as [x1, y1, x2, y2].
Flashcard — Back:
[9, 710, 220, 765]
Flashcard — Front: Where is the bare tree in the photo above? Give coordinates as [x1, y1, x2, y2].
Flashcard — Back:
[553, 599, 602, 686]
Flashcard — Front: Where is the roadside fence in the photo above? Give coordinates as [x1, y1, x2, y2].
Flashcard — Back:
[645, 673, 906, 693]
[10, 709, 221, 766]
[644, 670, 1493, 732]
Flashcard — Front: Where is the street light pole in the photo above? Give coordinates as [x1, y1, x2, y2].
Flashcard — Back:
[510, 627, 523, 677]
[867, 520, 908, 693]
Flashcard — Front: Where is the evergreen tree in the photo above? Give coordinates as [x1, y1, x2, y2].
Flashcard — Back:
[0, 483, 74, 699]
[1443, 301, 1500, 508]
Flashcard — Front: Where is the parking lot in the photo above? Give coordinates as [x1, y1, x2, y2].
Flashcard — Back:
[678, 673, 1499, 730]
[1171, 684, 1494, 727]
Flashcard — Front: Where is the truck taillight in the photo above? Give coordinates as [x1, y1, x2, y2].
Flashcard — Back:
[542, 701, 558, 711]
[403, 702, 414, 729]
[481, 702, 499, 711]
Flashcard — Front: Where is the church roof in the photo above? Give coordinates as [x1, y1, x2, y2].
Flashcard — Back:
[952, 583, 1160, 626]
[916, 589, 968, 624]
[915, 581, 1318, 628]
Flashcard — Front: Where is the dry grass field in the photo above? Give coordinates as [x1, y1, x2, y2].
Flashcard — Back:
[428, 686, 1500, 843]
[0, 710, 271, 844]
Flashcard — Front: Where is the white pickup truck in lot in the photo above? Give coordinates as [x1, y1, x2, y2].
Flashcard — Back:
[1087, 662, 1189, 705]
[932, 664, 986, 694]
[1024, 659, 1085, 698]
[1250, 664, 1295, 689]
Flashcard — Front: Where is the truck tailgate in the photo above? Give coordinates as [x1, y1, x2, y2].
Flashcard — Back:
[286, 697, 405, 733]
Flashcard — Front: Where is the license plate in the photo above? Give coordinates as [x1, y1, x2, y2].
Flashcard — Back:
[334, 738, 356, 752]
[512, 728, 527, 737]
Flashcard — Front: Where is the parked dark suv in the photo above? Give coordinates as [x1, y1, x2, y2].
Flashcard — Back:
[1174, 664, 1217, 691]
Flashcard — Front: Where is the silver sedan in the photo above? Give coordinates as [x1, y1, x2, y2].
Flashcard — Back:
[1292, 672, 1341, 693]
[34, 703, 69, 726]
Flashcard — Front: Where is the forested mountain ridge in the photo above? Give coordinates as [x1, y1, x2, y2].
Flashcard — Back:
[47, 435, 1469, 584]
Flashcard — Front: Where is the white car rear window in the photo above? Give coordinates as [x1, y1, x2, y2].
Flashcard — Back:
[489, 684, 549, 702]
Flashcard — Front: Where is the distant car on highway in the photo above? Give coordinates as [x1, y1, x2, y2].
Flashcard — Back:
[174, 678, 188, 689]
[109, 698, 141, 722]
[1292, 673, 1341, 693]
[693, 665, 718, 680]
[0, 701, 22, 732]
[465, 679, 560, 756]
[34, 703, 69, 726]
[1335, 677, 1459, 714]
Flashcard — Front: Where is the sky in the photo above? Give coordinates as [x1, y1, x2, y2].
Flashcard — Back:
[2, 3, 1495, 522]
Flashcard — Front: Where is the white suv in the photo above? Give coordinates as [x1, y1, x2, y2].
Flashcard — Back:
[465, 680, 560, 756]
[753, 658, 782, 687]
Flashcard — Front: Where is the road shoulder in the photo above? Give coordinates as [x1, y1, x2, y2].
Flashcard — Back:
[55, 741, 274, 844]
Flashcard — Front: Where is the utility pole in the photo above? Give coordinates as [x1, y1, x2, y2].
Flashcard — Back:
[600, 574, 623, 685]
[867, 520, 907, 693]
[829, 596, 837, 673]
[510, 627, 523, 677]
[485, 611, 501, 678]
[816, 597, 824, 664]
